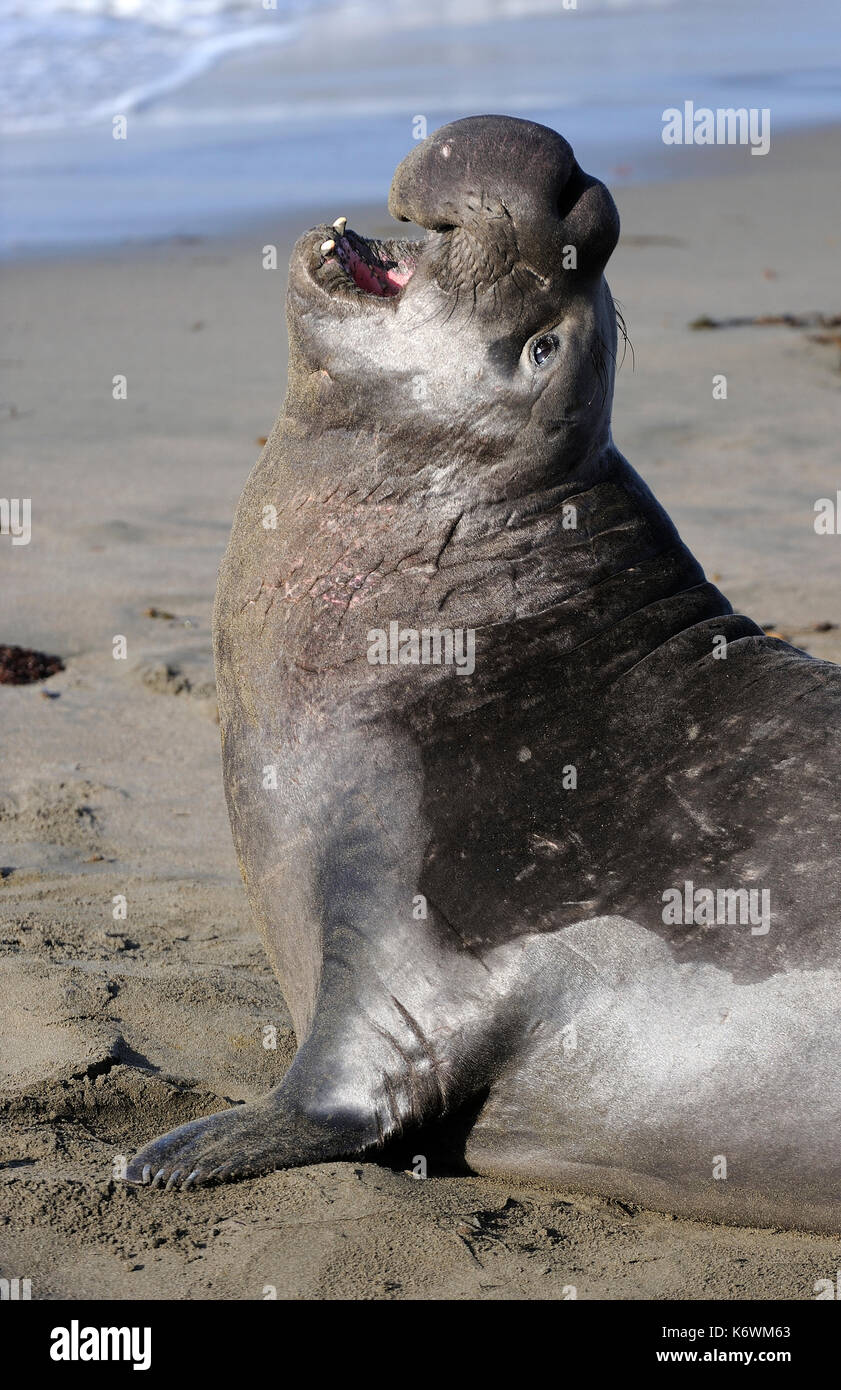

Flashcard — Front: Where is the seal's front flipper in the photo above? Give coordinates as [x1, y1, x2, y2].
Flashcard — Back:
[124, 1090, 377, 1190]
[123, 980, 453, 1189]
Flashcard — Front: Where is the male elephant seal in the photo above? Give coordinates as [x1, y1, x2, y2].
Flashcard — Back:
[128, 116, 841, 1231]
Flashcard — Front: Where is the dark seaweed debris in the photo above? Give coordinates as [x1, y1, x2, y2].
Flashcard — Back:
[690, 311, 841, 331]
[0, 644, 64, 685]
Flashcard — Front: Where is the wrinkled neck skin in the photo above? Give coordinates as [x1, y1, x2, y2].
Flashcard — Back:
[250, 284, 733, 706]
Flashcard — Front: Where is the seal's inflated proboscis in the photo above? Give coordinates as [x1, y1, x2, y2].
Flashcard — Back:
[128, 116, 841, 1231]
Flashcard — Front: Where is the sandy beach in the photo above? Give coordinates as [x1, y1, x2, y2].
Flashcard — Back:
[1, 124, 840, 1301]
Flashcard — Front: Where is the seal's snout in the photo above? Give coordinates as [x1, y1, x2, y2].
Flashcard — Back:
[388, 114, 575, 231]
[388, 114, 619, 290]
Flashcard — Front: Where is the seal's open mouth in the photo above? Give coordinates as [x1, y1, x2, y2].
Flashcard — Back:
[313, 218, 422, 300]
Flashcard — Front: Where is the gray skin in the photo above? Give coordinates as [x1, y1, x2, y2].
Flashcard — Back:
[127, 116, 841, 1232]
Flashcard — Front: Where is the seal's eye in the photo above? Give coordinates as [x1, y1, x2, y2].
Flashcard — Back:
[531, 333, 559, 367]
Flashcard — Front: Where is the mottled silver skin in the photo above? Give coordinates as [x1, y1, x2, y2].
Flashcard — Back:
[127, 117, 841, 1231]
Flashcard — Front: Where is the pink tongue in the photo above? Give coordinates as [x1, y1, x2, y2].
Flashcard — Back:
[347, 244, 412, 297]
[353, 258, 394, 295]
[386, 266, 413, 288]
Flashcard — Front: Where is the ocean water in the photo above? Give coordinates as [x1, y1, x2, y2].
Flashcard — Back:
[1, 0, 840, 251]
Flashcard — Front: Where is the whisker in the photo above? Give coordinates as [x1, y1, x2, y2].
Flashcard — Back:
[613, 299, 635, 371]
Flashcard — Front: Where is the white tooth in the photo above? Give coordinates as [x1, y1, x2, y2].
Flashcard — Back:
[332, 217, 347, 234]
[320, 238, 336, 254]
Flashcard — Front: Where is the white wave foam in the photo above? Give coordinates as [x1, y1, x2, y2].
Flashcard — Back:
[0, 0, 676, 133]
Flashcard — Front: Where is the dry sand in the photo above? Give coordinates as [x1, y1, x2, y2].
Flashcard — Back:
[1, 127, 840, 1300]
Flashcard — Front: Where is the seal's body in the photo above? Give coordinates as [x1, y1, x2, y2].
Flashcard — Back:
[129, 117, 841, 1230]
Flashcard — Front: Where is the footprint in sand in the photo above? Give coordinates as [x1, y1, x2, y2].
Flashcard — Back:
[0, 777, 126, 854]
[0, 958, 119, 1094]
[134, 644, 217, 719]
[0, 956, 293, 1112]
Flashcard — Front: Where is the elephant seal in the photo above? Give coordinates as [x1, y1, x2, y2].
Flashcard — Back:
[127, 116, 841, 1231]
